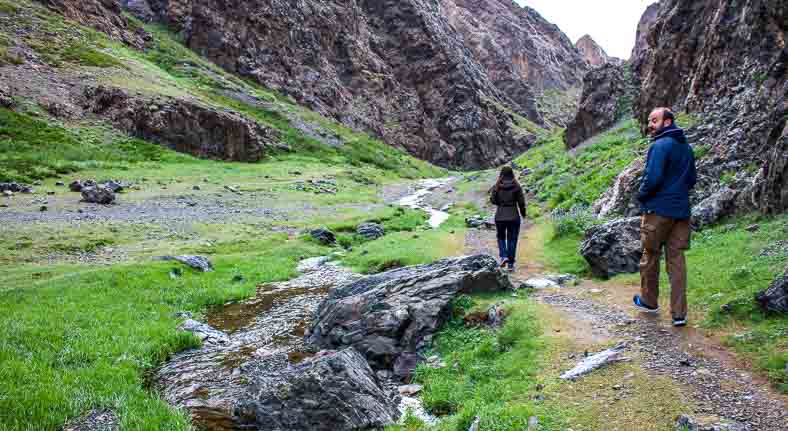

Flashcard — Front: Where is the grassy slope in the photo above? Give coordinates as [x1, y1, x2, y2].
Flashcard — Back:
[0, 2, 456, 429]
[515, 119, 787, 391]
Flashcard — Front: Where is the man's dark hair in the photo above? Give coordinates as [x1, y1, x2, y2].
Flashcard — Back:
[663, 109, 675, 123]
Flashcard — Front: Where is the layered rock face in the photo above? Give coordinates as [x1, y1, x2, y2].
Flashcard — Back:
[576, 35, 613, 68]
[564, 64, 633, 149]
[441, 0, 588, 124]
[591, 0, 786, 220]
[115, 0, 585, 168]
[632, 0, 787, 214]
[83, 86, 287, 162]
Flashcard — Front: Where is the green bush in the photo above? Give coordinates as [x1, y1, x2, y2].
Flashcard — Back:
[550, 206, 601, 239]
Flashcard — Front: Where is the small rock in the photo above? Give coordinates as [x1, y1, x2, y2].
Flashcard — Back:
[310, 228, 337, 245]
[158, 255, 214, 272]
[169, 268, 183, 279]
[55, 181, 65, 187]
[39, 205, 47, 212]
[398, 384, 423, 396]
[47, 191, 55, 196]
[178, 319, 229, 345]
[69, 179, 96, 192]
[81, 186, 116, 204]
[232, 274, 245, 283]
[527, 416, 539, 430]
[745, 224, 760, 232]
[468, 416, 481, 431]
[2, 190, 12, 197]
[357, 222, 385, 240]
[192, 185, 201, 191]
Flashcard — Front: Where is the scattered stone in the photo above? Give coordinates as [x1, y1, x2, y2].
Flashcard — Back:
[39, 205, 47, 212]
[745, 224, 760, 232]
[55, 181, 65, 187]
[580, 217, 642, 279]
[759, 240, 788, 258]
[755, 268, 787, 314]
[178, 319, 229, 345]
[192, 185, 201, 191]
[560, 343, 629, 380]
[169, 268, 183, 279]
[674, 414, 749, 431]
[528, 416, 539, 430]
[295, 178, 338, 194]
[0, 182, 33, 194]
[398, 384, 423, 396]
[224, 185, 242, 194]
[465, 215, 495, 229]
[103, 180, 128, 193]
[2, 190, 12, 198]
[310, 228, 337, 245]
[62, 408, 119, 431]
[233, 349, 399, 430]
[357, 222, 385, 240]
[69, 180, 97, 192]
[307, 255, 511, 381]
[81, 186, 116, 205]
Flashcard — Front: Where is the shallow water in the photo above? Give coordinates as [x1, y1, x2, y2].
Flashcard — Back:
[398, 178, 454, 228]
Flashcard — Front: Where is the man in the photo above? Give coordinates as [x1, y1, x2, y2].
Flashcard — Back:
[633, 107, 697, 327]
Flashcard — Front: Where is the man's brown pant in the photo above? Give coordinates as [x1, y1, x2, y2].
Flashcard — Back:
[639, 213, 691, 319]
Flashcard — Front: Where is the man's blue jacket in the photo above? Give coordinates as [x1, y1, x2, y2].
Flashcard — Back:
[637, 124, 697, 220]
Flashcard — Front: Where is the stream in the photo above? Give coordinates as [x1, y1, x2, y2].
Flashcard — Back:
[156, 179, 450, 429]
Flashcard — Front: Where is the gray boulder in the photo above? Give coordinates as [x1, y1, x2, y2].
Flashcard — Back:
[691, 187, 737, 229]
[755, 268, 788, 314]
[357, 223, 385, 240]
[234, 348, 399, 431]
[465, 215, 495, 229]
[580, 217, 642, 279]
[306, 254, 512, 381]
[81, 186, 116, 204]
[62, 409, 118, 431]
[310, 228, 337, 245]
[0, 182, 33, 194]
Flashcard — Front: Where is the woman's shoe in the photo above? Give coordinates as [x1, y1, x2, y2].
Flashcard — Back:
[507, 262, 515, 272]
[499, 258, 509, 268]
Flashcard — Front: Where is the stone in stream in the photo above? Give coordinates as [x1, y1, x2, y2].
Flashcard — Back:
[305, 254, 512, 381]
[310, 228, 337, 245]
[755, 268, 788, 314]
[81, 186, 116, 204]
[233, 348, 399, 431]
[357, 222, 385, 240]
[178, 319, 230, 346]
[580, 217, 642, 279]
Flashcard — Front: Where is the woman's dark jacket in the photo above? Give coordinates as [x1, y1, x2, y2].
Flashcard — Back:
[490, 180, 526, 222]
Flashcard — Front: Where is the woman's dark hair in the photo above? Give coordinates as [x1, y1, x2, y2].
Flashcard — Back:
[494, 166, 520, 191]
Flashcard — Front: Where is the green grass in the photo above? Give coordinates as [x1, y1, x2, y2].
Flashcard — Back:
[0, 235, 329, 429]
[0, 108, 191, 183]
[389, 296, 570, 431]
[514, 119, 648, 211]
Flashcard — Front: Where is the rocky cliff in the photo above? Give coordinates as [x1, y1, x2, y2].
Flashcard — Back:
[576, 34, 613, 68]
[107, 0, 586, 169]
[581, 0, 786, 220]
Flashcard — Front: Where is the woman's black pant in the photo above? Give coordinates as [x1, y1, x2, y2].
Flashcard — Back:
[495, 219, 521, 264]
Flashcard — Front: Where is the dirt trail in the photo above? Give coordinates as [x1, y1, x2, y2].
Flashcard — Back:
[462, 224, 788, 430]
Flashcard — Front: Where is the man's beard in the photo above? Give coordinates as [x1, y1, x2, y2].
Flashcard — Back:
[649, 123, 666, 137]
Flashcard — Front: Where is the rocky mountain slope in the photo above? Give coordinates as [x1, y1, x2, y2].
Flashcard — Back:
[575, 34, 617, 68]
[567, 0, 786, 220]
[101, 0, 587, 169]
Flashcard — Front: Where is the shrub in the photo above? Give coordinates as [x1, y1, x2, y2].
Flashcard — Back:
[550, 206, 601, 239]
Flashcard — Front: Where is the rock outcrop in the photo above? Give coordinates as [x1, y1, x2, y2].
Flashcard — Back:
[580, 217, 642, 279]
[306, 254, 511, 380]
[115, 0, 586, 168]
[233, 349, 399, 431]
[576, 35, 612, 68]
[81, 185, 116, 204]
[633, 0, 787, 215]
[83, 86, 287, 162]
[755, 268, 788, 314]
[629, 2, 661, 76]
[37, 0, 149, 49]
[592, 158, 644, 218]
[565, 64, 633, 149]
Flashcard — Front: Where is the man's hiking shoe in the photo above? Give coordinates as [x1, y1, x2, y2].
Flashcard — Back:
[632, 295, 659, 313]
[672, 317, 688, 327]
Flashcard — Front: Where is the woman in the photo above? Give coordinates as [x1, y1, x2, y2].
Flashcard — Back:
[490, 166, 526, 271]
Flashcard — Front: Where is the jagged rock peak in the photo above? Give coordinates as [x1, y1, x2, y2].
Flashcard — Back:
[576, 34, 611, 68]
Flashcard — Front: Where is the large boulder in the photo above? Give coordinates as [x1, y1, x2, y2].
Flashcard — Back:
[580, 217, 642, 279]
[306, 254, 511, 380]
[691, 187, 737, 229]
[310, 228, 337, 245]
[755, 268, 788, 314]
[233, 349, 399, 431]
[80, 186, 116, 204]
[564, 63, 634, 149]
[592, 158, 645, 218]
